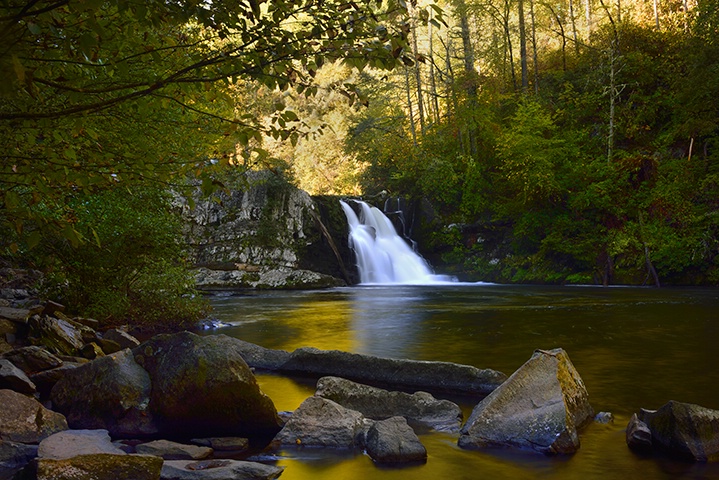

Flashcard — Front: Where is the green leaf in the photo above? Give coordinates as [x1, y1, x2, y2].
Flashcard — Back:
[27, 231, 42, 250]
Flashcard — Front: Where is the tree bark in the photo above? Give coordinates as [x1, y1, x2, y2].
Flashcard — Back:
[519, 0, 529, 92]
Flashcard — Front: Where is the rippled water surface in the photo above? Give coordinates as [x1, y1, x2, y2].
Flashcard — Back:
[206, 284, 719, 479]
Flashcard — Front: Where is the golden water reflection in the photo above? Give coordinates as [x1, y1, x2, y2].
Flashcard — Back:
[208, 285, 719, 480]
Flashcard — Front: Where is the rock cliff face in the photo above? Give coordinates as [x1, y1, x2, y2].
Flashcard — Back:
[180, 171, 356, 289]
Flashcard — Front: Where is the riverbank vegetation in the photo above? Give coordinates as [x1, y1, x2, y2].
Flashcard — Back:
[1, 0, 717, 328]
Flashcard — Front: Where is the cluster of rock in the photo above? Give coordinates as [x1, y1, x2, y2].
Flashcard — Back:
[3, 292, 719, 479]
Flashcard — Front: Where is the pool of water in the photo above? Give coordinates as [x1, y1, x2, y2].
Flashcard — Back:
[204, 284, 719, 479]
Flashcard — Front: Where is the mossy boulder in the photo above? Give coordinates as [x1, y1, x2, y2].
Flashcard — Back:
[132, 332, 282, 439]
[458, 348, 594, 455]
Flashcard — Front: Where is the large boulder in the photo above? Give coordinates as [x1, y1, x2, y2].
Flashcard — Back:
[50, 349, 157, 437]
[0, 358, 36, 394]
[235, 344, 507, 396]
[632, 400, 719, 461]
[33, 454, 163, 480]
[273, 396, 368, 449]
[132, 332, 282, 439]
[364, 416, 428, 464]
[160, 459, 284, 480]
[458, 348, 594, 455]
[0, 389, 67, 444]
[315, 376, 462, 432]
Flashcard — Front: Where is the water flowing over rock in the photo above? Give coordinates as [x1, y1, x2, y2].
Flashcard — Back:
[132, 332, 282, 439]
[315, 376, 463, 432]
[181, 171, 352, 289]
[458, 348, 594, 455]
[50, 349, 157, 437]
[340, 199, 453, 284]
[631, 401, 719, 461]
[364, 416, 427, 464]
[0, 389, 68, 444]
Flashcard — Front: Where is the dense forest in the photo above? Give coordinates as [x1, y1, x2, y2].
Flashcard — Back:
[1, 0, 718, 326]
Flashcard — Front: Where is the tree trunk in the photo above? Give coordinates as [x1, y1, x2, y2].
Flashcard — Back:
[569, 0, 580, 55]
[519, 0, 529, 92]
[428, 11, 441, 123]
[409, 3, 426, 136]
[530, 0, 539, 93]
[586, 0, 592, 35]
[404, 66, 417, 146]
[653, 0, 660, 29]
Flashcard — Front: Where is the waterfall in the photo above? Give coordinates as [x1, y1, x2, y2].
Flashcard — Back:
[340, 200, 456, 284]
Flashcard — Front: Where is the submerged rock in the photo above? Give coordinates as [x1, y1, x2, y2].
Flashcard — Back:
[458, 348, 594, 455]
[315, 376, 463, 432]
[632, 400, 719, 461]
[365, 416, 427, 465]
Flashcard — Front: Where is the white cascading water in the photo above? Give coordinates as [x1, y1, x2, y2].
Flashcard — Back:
[340, 199, 456, 284]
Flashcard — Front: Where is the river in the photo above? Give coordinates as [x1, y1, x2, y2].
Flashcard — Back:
[204, 284, 719, 479]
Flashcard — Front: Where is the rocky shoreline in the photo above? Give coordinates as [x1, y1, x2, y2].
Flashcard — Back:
[2, 290, 719, 479]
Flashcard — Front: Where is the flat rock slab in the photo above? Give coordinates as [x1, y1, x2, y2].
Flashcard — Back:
[0, 307, 30, 324]
[459, 348, 594, 455]
[230, 340, 507, 396]
[35, 453, 163, 480]
[190, 437, 249, 452]
[39, 429, 126, 460]
[161, 459, 284, 480]
[135, 440, 213, 460]
[315, 376, 463, 432]
[2, 346, 63, 375]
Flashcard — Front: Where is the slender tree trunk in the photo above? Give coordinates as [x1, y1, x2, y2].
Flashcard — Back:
[409, 6, 426, 136]
[653, 0, 660, 29]
[428, 11, 441, 123]
[504, 0, 517, 91]
[519, 0, 529, 92]
[586, 0, 592, 35]
[546, 5, 567, 71]
[569, 0, 580, 55]
[457, 0, 479, 157]
[404, 66, 417, 146]
[608, 46, 616, 162]
[530, 0, 539, 93]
